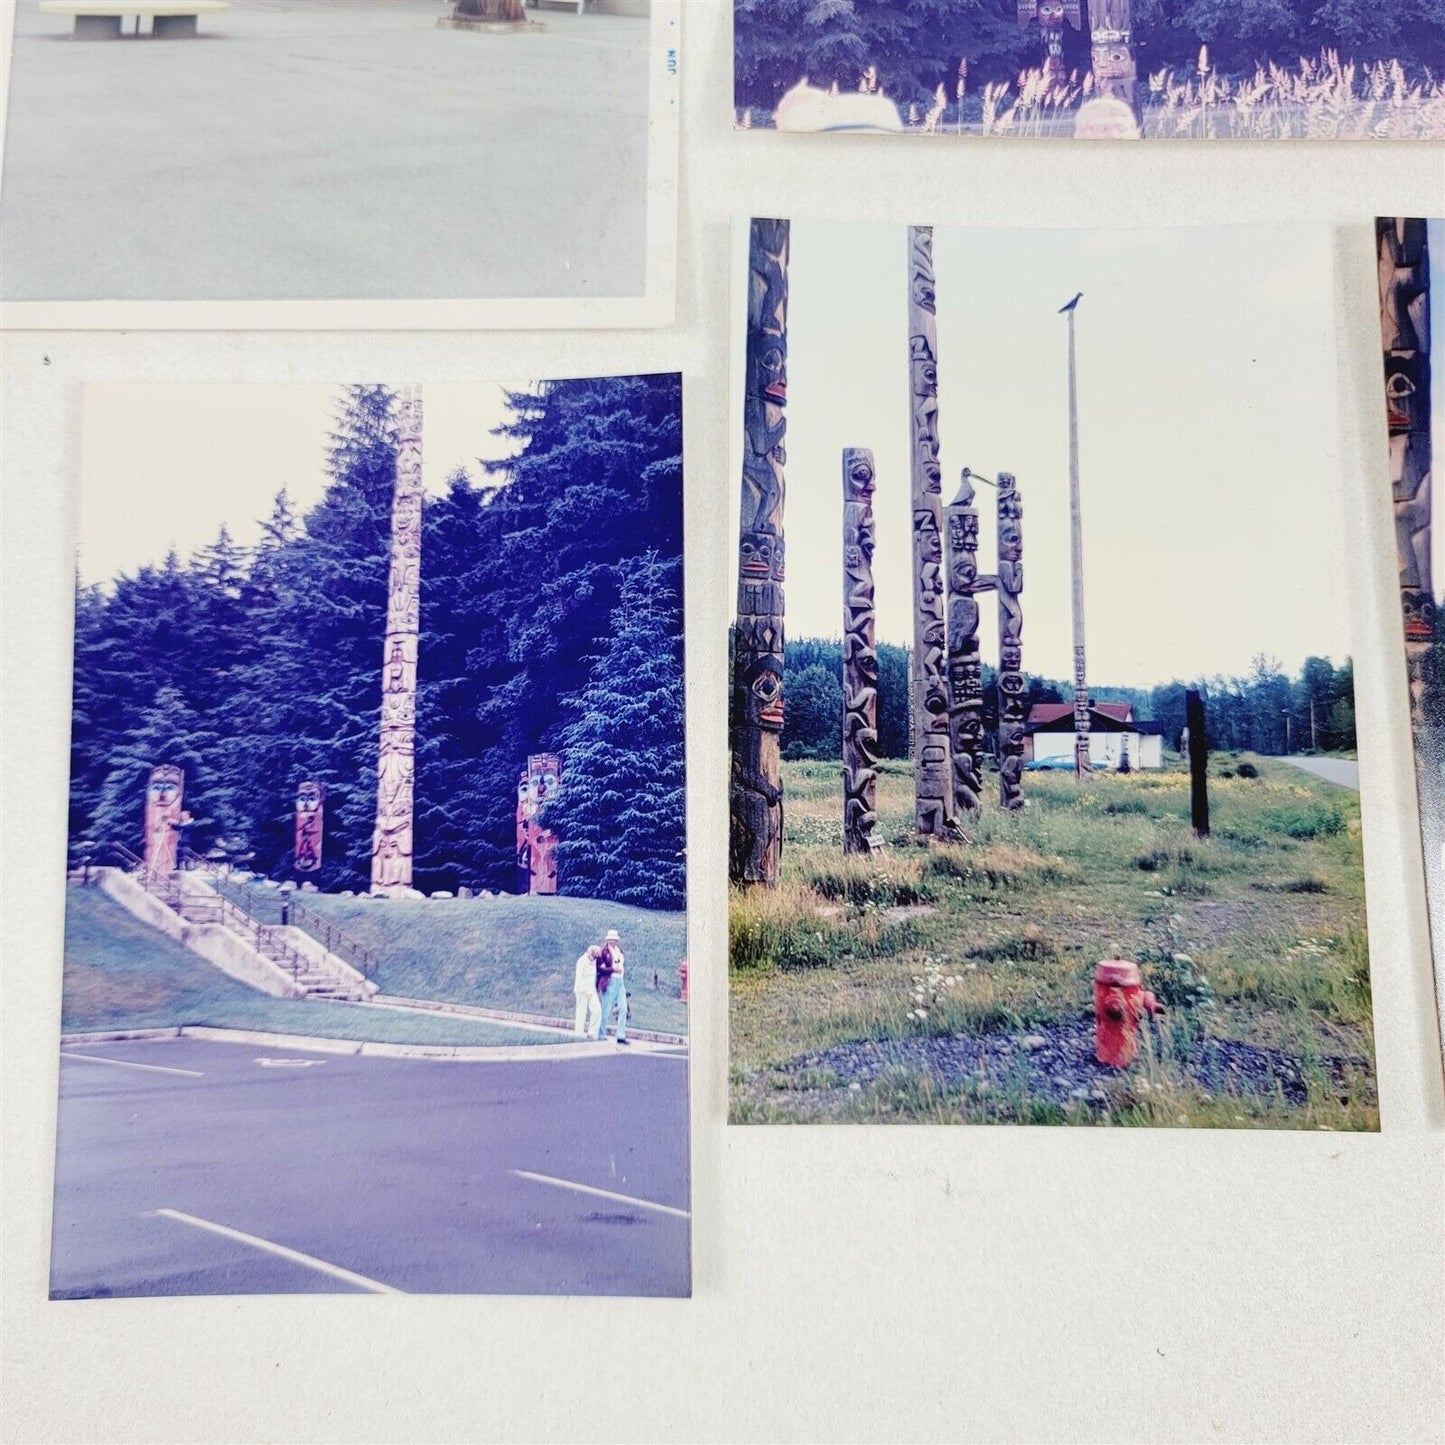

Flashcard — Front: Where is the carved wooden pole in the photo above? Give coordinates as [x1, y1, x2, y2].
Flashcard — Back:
[730, 219, 790, 887]
[1377, 218, 1434, 727]
[945, 471, 986, 820]
[1088, 0, 1140, 117]
[907, 225, 957, 838]
[1062, 295, 1091, 778]
[294, 780, 323, 874]
[1017, 0, 1083, 89]
[372, 387, 422, 895]
[842, 448, 882, 854]
[1187, 688, 1210, 838]
[997, 473, 1026, 811]
[143, 764, 184, 879]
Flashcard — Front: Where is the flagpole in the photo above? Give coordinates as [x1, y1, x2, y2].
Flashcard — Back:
[1064, 297, 1090, 779]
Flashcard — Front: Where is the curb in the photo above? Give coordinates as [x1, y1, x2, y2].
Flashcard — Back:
[371, 992, 688, 1046]
[60, 1028, 181, 1045]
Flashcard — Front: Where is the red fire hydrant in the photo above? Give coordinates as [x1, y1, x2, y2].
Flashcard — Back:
[1094, 960, 1164, 1069]
[679, 957, 689, 1004]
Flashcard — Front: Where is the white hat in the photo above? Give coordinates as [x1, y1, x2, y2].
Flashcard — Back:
[604, 929, 621, 941]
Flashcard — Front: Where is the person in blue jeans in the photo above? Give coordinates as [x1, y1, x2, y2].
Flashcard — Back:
[595, 927, 628, 1046]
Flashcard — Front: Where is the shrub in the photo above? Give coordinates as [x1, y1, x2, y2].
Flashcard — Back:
[1104, 798, 1149, 816]
[1143, 952, 1214, 1011]
[966, 924, 1059, 964]
[1236, 762, 1259, 779]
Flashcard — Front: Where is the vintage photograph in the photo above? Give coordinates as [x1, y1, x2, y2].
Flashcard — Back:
[0, 0, 676, 320]
[53, 374, 690, 1296]
[733, 0, 1445, 138]
[1377, 217, 1445, 1066]
[728, 218, 1379, 1127]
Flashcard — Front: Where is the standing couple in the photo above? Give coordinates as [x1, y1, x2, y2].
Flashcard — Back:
[572, 927, 628, 1045]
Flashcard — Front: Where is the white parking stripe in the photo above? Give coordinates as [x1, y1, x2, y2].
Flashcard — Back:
[61, 1052, 204, 1078]
[145, 1209, 405, 1295]
[511, 1170, 691, 1220]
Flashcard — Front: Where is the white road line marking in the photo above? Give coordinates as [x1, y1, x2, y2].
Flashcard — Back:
[145, 1209, 405, 1295]
[511, 1170, 691, 1220]
[61, 1052, 204, 1078]
[255, 1058, 326, 1068]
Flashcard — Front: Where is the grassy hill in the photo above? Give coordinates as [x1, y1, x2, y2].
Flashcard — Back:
[61, 888, 563, 1046]
[730, 755, 1376, 1128]
[223, 886, 689, 1036]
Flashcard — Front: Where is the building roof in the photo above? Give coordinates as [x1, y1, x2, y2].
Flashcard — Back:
[1024, 702, 1138, 734]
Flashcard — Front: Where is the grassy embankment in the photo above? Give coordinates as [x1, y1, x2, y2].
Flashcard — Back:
[730, 755, 1376, 1128]
[223, 884, 689, 1036]
[61, 887, 560, 1045]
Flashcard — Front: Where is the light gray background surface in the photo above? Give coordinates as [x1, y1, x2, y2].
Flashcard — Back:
[3, 1, 1444, 1439]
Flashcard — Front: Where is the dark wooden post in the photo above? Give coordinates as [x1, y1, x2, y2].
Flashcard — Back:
[730, 219, 790, 887]
[907, 225, 957, 838]
[1187, 688, 1210, 838]
[1376, 218, 1434, 728]
[945, 471, 986, 820]
[997, 473, 1026, 812]
[842, 448, 882, 855]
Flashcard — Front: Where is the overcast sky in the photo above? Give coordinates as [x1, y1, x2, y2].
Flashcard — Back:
[78, 383, 529, 585]
[730, 220, 1360, 689]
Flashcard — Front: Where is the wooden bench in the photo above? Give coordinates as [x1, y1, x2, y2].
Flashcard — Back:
[37, 0, 229, 39]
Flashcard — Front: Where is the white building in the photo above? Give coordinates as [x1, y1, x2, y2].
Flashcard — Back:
[1022, 702, 1166, 770]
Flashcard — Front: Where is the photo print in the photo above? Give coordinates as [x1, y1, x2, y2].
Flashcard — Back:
[733, 0, 1445, 139]
[0, 0, 679, 325]
[728, 218, 1379, 1128]
[1376, 217, 1445, 1066]
[54, 375, 690, 1297]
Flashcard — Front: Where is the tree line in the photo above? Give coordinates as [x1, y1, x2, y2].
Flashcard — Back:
[767, 637, 1356, 761]
[70, 377, 687, 911]
[734, 0, 1445, 111]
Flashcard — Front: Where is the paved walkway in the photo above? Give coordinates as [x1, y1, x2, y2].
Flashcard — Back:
[1277, 755, 1360, 791]
[1, 0, 649, 301]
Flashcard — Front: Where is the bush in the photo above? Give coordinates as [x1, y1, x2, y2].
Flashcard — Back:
[1236, 762, 1259, 779]
[1142, 952, 1214, 1011]
[966, 924, 1059, 964]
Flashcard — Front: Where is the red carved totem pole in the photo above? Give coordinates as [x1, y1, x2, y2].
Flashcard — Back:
[1087, 0, 1140, 117]
[527, 752, 562, 895]
[730, 219, 790, 887]
[143, 764, 184, 878]
[294, 780, 324, 874]
[907, 225, 959, 840]
[1018, 0, 1082, 89]
[1377, 218, 1434, 726]
[842, 448, 882, 855]
[372, 387, 423, 895]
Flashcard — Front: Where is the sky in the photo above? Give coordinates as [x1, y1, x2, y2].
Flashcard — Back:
[730, 219, 1356, 689]
[78, 383, 530, 585]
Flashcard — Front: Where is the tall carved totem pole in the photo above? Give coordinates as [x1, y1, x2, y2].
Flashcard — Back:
[842, 448, 881, 855]
[1063, 295, 1092, 776]
[1377, 218, 1434, 726]
[372, 387, 423, 895]
[907, 225, 957, 839]
[730, 219, 790, 887]
[294, 780, 324, 874]
[143, 764, 184, 878]
[1087, 0, 1139, 115]
[945, 473, 987, 821]
[996, 474, 1027, 812]
[1017, 0, 1082, 88]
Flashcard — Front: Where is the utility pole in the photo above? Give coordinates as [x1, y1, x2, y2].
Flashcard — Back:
[1061, 291, 1090, 779]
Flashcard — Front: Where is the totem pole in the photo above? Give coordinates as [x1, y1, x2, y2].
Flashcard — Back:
[372, 387, 422, 895]
[730, 219, 790, 887]
[294, 780, 324, 874]
[438, 0, 538, 30]
[1377, 218, 1434, 727]
[515, 768, 535, 893]
[143, 764, 184, 878]
[1062, 292, 1092, 777]
[945, 472, 988, 821]
[1018, 0, 1082, 88]
[1087, 0, 1139, 116]
[527, 752, 562, 895]
[842, 448, 882, 855]
[907, 225, 958, 839]
[997, 473, 1026, 812]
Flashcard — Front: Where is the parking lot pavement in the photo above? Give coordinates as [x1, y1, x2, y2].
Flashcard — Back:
[50, 1036, 690, 1297]
[1, 0, 650, 302]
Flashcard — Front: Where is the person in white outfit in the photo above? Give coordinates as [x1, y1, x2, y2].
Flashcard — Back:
[596, 927, 628, 1045]
[574, 944, 602, 1039]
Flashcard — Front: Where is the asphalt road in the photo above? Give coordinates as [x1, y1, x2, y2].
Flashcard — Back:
[1, 0, 649, 301]
[49, 1037, 690, 1297]
[1277, 755, 1360, 791]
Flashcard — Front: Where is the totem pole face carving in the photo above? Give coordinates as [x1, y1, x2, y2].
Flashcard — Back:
[996, 474, 1026, 812]
[294, 780, 324, 873]
[731, 218, 791, 888]
[1088, 0, 1137, 104]
[842, 448, 882, 855]
[144, 763, 184, 876]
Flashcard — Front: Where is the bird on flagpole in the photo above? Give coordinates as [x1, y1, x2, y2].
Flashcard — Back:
[1059, 291, 1084, 314]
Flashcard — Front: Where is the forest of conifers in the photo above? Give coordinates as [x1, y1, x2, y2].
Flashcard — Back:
[68, 376, 687, 911]
[770, 636, 1358, 762]
[734, 0, 1445, 109]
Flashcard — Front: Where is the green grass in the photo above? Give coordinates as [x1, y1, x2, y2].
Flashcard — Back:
[61, 887, 563, 1046]
[729, 755, 1377, 1128]
[221, 882, 689, 1035]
